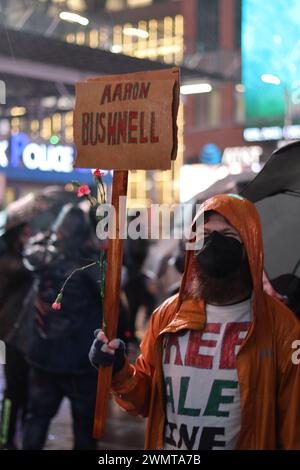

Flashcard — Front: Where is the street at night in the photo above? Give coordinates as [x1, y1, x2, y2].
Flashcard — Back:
[1, 0, 300, 465]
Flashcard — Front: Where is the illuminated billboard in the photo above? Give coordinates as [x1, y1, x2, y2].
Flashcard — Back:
[242, 0, 300, 121]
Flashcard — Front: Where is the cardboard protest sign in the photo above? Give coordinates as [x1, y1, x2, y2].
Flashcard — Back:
[73, 68, 180, 170]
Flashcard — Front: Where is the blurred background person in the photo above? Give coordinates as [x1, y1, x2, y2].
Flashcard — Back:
[0, 221, 34, 449]
[22, 204, 102, 450]
[123, 237, 157, 344]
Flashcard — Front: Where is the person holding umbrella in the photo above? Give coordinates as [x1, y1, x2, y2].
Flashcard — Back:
[0, 188, 82, 449]
[22, 204, 102, 450]
[0, 216, 34, 449]
[90, 194, 300, 450]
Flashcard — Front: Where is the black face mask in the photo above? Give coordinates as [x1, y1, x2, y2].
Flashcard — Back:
[196, 231, 244, 279]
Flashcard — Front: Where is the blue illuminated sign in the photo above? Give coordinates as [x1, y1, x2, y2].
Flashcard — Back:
[0, 133, 113, 185]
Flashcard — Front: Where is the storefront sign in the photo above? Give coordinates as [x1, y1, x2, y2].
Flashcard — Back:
[22, 143, 74, 172]
[73, 68, 180, 170]
[0, 132, 112, 185]
[222, 146, 263, 165]
[244, 125, 300, 142]
[0, 132, 74, 172]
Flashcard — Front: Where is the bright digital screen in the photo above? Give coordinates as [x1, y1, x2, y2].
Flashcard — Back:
[242, 0, 300, 121]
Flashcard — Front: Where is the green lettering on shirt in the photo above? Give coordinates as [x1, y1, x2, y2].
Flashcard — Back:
[204, 379, 238, 417]
[178, 377, 201, 416]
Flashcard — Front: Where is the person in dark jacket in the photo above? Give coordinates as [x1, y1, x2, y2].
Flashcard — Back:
[22, 205, 102, 450]
[0, 222, 33, 449]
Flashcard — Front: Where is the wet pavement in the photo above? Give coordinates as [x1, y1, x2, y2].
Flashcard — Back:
[0, 362, 146, 450]
[0, 313, 149, 450]
[44, 395, 146, 450]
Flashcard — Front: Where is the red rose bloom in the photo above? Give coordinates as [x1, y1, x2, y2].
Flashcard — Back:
[52, 302, 61, 311]
[93, 169, 105, 179]
[77, 185, 91, 197]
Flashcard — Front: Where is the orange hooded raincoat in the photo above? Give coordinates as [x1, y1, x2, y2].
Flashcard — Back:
[112, 194, 300, 449]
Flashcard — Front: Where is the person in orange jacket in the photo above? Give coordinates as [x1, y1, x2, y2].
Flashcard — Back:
[89, 194, 300, 450]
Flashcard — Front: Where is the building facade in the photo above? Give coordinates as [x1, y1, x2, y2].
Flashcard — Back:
[1, 0, 294, 208]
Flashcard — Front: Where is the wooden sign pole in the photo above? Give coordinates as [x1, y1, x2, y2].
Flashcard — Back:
[93, 169, 128, 439]
[73, 68, 179, 439]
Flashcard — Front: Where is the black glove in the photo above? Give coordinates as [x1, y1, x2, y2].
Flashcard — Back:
[89, 329, 126, 374]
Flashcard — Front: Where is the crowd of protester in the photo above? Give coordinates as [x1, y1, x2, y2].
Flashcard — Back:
[0, 192, 159, 449]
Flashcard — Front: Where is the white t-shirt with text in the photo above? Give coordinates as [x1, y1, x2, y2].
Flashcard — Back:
[163, 297, 252, 450]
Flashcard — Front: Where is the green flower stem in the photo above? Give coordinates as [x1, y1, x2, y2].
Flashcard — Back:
[70, 178, 107, 336]
[57, 261, 99, 300]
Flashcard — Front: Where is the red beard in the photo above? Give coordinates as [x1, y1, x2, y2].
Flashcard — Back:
[186, 256, 253, 305]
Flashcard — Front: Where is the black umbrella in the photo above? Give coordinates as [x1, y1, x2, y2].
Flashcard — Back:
[195, 170, 256, 203]
[0, 186, 79, 237]
[242, 141, 300, 313]
[176, 171, 257, 231]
